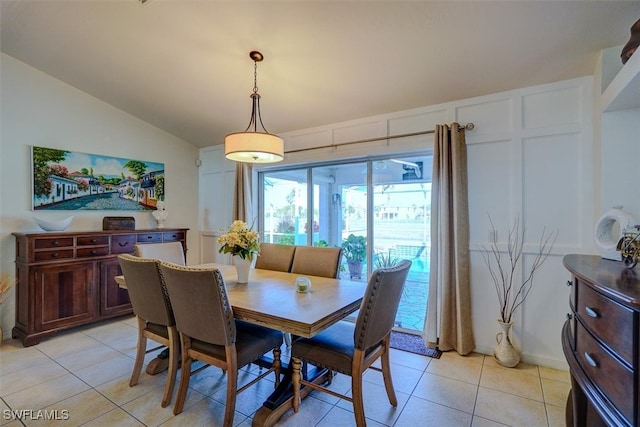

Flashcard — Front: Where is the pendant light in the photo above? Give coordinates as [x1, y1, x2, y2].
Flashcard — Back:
[224, 51, 284, 163]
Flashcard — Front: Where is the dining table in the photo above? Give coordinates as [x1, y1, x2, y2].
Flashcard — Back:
[116, 262, 366, 427]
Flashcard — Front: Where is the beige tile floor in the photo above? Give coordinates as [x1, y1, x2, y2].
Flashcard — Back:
[0, 316, 570, 427]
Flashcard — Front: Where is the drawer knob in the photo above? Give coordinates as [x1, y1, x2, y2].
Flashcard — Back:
[147, 236, 153, 239]
[91, 250, 97, 255]
[566, 280, 572, 287]
[52, 241, 60, 246]
[583, 352, 598, 368]
[118, 242, 129, 247]
[585, 306, 599, 318]
[91, 239, 97, 243]
[52, 252, 59, 258]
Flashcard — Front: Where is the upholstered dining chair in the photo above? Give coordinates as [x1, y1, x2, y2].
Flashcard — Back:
[254, 243, 297, 347]
[291, 259, 412, 426]
[117, 254, 179, 408]
[254, 242, 296, 272]
[290, 246, 342, 278]
[158, 262, 284, 425]
[134, 241, 185, 265]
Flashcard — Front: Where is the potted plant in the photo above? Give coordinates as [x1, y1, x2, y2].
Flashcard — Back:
[479, 215, 557, 367]
[0, 273, 16, 345]
[218, 220, 260, 284]
[342, 234, 367, 278]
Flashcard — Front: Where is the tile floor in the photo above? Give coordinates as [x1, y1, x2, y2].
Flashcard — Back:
[0, 316, 571, 426]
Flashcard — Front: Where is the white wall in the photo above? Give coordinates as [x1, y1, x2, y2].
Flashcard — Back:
[200, 76, 595, 369]
[0, 54, 200, 338]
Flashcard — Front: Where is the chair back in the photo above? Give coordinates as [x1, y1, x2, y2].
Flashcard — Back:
[118, 254, 174, 326]
[290, 246, 342, 278]
[354, 260, 411, 351]
[159, 263, 236, 346]
[134, 242, 185, 265]
[254, 243, 296, 272]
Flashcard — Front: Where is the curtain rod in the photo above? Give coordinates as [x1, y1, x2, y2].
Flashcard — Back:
[285, 122, 475, 155]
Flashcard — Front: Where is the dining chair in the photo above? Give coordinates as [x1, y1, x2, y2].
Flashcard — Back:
[134, 241, 185, 265]
[254, 242, 296, 272]
[158, 262, 284, 425]
[117, 254, 179, 408]
[291, 259, 412, 426]
[290, 246, 342, 278]
[254, 242, 297, 347]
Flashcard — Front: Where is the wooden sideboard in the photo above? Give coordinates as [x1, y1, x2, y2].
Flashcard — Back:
[562, 254, 640, 427]
[12, 228, 188, 346]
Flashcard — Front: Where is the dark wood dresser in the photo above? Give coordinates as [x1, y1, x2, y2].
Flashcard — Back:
[12, 228, 188, 346]
[562, 254, 640, 427]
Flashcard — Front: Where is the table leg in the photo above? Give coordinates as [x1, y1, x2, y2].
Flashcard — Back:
[146, 348, 170, 375]
[251, 360, 328, 427]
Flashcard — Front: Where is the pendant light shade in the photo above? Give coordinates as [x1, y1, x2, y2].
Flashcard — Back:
[224, 51, 284, 163]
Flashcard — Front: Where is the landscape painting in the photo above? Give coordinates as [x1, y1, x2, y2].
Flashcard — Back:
[32, 146, 165, 211]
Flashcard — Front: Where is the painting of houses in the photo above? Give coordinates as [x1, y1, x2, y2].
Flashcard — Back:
[32, 146, 165, 210]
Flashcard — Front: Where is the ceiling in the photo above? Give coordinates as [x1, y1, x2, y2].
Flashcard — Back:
[2, 1, 639, 148]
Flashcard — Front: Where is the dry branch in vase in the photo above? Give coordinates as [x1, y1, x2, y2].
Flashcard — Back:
[479, 215, 558, 324]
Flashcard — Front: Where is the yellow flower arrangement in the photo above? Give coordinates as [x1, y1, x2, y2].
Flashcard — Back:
[0, 273, 15, 306]
[218, 220, 261, 262]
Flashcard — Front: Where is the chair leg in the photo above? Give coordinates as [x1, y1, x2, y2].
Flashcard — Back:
[380, 339, 398, 406]
[284, 332, 292, 347]
[223, 367, 238, 427]
[161, 327, 179, 408]
[351, 362, 366, 426]
[130, 317, 147, 387]
[291, 357, 303, 413]
[173, 351, 192, 415]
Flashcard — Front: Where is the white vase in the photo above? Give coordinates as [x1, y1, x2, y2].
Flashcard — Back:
[233, 256, 251, 284]
[494, 320, 520, 367]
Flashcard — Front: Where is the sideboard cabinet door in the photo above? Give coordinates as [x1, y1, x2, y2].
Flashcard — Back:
[100, 258, 131, 316]
[34, 262, 97, 335]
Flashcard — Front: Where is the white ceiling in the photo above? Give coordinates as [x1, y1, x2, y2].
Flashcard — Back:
[2, 1, 639, 148]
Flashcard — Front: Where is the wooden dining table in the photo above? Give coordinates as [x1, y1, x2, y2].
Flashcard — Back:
[117, 262, 366, 427]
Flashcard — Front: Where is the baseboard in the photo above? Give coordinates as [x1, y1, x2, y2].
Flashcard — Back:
[473, 345, 569, 371]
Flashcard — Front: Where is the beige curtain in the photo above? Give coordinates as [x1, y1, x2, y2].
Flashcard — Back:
[422, 123, 475, 355]
[232, 163, 253, 223]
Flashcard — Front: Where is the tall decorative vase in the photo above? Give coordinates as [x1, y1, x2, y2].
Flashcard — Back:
[233, 256, 251, 284]
[494, 320, 520, 367]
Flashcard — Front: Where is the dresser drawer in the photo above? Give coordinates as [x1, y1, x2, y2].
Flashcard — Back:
[163, 231, 185, 242]
[137, 233, 163, 243]
[110, 235, 136, 254]
[34, 249, 74, 262]
[77, 246, 110, 258]
[576, 283, 634, 365]
[576, 320, 634, 423]
[77, 235, 109, 246]
[34, 237, 74, 249]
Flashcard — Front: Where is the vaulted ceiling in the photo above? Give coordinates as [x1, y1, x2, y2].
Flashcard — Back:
[2, 1, 639, 148]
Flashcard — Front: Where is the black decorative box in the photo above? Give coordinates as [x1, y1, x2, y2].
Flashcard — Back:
[102, 216, 135, 230]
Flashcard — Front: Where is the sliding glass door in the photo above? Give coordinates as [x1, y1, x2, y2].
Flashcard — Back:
[259, 154, 431, 332]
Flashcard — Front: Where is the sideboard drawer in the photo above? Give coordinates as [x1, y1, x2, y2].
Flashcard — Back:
[163, 231, 185, 242]
[77, 235, 109, 246]
[34, 249, 74, 262]
[576, 320, 633, 423]
[577, 284, 634, 365]
[34, 237, 74, 249]
[77, 246, 110, 258]
[137, 233, 163, 243]
[111, 235, 136, 254]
